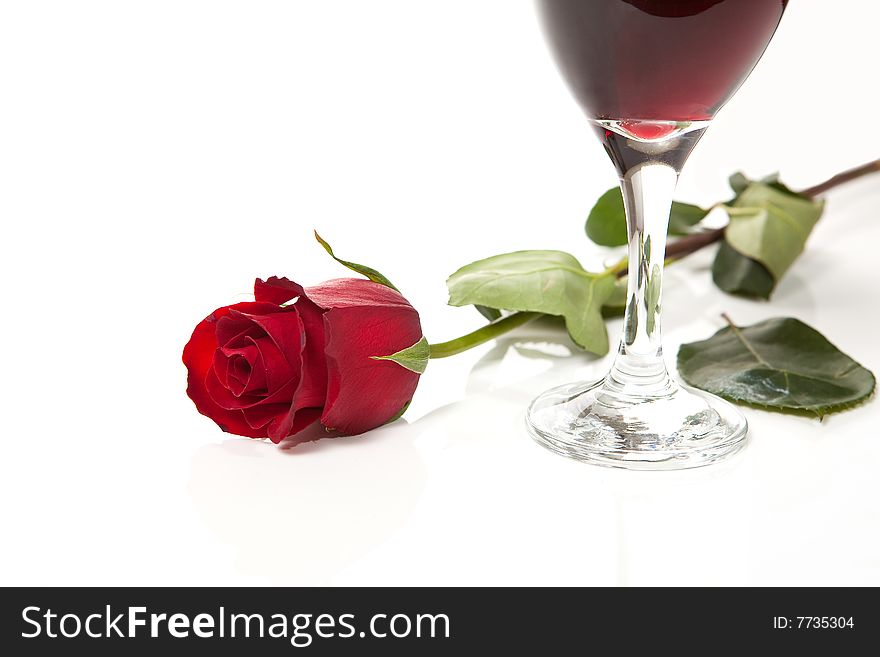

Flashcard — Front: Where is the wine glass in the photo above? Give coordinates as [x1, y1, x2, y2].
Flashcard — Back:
[527, 0, 787, 469]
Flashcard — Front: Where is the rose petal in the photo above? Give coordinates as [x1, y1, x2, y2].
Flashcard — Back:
[229, 351, 267, 397]
[204, 364, 297, 411]
[264, 407, 322, 445]
[213, 342, 258, 394]
[183, 303, 275, 439]
[264, 294, 329, 442]
[249, 334, 295, 395]
[291, 296, 328, 409]
[237, 346, 267, 394]
[305, 277, 415, 312]
[281, 408, 324, 445]
[215, 313, 262, 348]
[241, 403, 289, 431]
[254, 276, 304, 305]
[317, 293, 422, 435]
[199, 306, 304, 411]
[231, 307, 304, 371]
[227, 354, 252, 393]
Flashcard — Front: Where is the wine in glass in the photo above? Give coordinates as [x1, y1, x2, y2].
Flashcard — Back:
[527, 0, 787, 469]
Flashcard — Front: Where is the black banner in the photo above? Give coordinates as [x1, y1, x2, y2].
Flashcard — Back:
[1, 587, 875, 654]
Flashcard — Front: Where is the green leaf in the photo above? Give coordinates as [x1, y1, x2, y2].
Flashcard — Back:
[669, 201, 711, 236]
[729, 172, 798, 198]
[372, 336, 430, 374]
[678, 317, 876, 417]
[729, 172, 750, 195]
[712, 240, 775, 300]
[474, 305, 502, 322]
[447, 250, 615, 355]
[645, 264, 662, 335]
[759, 172, 800, 197]
[586, 188, 628, 247]
[601, 276, 628, 318]
[623, 295, 638, 346]
[314, 231, 400, 292]
[722, 182, 825, 280]
[715, 174, 819, 299]
[586, 187, 709, 247]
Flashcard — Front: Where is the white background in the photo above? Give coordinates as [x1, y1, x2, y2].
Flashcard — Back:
[1, 1, 878, 586]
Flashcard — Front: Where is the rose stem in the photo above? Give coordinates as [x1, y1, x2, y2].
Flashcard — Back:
[428, 312, 542, 359]
[799, 159, 880, 198]
[614, 157, 880, 278]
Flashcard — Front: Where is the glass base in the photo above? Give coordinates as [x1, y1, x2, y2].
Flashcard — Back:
[526, 378, 748, 471]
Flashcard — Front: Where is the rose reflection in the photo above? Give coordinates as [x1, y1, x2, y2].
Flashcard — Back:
[188, 421, 425, 584]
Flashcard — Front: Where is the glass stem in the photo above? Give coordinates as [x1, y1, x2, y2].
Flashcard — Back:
[595, 121, 708, 397]
[607, 163, 678, 394]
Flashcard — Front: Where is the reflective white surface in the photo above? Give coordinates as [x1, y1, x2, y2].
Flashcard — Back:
[1, 1, 878, 586]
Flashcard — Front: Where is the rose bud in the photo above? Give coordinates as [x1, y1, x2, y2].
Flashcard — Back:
[183, 276, 427, 444]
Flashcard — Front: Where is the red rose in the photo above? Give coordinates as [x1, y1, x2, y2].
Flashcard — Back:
[183, 276, 425, 444]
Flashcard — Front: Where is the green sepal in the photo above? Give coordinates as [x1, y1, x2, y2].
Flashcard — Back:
[372, 336, 430, 374]
[314, 231, 400, 292]
[384, 400, 412, 425]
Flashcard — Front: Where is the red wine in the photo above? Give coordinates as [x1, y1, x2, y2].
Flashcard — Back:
[537, 0, 786, 129]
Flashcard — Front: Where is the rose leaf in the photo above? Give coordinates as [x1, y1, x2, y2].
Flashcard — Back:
[711, 240, 776, 300]
[677, 317, 875, 417]
[722, 182, 825, 281]
[601, 276, 629, 318]
[474, 305, 502, 322]
[586, 187, 709, 247]
[446, 250, 615, 355]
